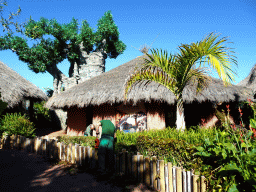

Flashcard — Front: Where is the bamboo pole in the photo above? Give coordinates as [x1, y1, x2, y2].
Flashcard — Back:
[159, 160, 165, 192]
[144, 156, 150, 187]
[176, 167, 182, 192]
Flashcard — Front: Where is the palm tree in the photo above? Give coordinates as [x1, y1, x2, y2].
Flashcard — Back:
[124, 32, 237, 131]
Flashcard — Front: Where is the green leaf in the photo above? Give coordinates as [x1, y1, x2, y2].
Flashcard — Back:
[227, 183, 239, 192]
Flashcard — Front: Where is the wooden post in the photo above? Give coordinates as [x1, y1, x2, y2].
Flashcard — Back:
[138, 155, 144, 183]
[88, 147, 92, 169]
[127, 153, 132, 176]
[81, 146, 85, 166]
[132, 155, 138, 180]
[183, 169, 187, 192]
[22, 136, 26, 150]
[144, 156, 150, 187]
[91, 149, 95, 169]
[173, 167, 177, 192]
[200, 176, 206, 192]
[159, 160, 165, 192]
[79, 146, 82, 166]
[116, 153, 120, 175]
[192, 175, 199, 192]
[95, 149, 98, 169]
[168, 163, 173, 192]
[152, 156, 157, 190]
[71, 144, 76, 164]
[53, 140, 59, 160]
[67, 143, 72, 162]
[42, 138, 47, 156]
[121, 149, 126, 175]
[187, 171, 191, 192]
[176, 167, 182, 192]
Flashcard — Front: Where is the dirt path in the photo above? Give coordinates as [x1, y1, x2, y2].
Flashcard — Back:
[0, 148, 126, 192]
[0, 127, 156, 192]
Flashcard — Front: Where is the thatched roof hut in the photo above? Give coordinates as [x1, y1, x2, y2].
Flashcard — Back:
[45, 55, 253, 110]
[0, 61, 48, 109]
[237, 63, 256, 94]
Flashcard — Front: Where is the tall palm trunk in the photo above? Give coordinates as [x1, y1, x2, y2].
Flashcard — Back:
[176, 96, 185, 131]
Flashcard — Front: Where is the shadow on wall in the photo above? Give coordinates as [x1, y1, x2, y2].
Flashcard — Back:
[49, 109, 67, 131]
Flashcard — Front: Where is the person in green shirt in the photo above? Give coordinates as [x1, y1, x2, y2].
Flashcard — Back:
[96, 119, 116, 173]
[84, 124, 95, 136]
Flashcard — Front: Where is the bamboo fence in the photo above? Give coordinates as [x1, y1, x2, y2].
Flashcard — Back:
[0, 135, 207, 192]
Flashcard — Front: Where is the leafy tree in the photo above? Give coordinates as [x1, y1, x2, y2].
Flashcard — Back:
[0, 10, 126, 95]
[124, 33, 237, 130]
[0, 0, 25, 34]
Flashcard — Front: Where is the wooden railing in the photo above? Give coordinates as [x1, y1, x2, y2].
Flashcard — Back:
[0, 135, 207, 192]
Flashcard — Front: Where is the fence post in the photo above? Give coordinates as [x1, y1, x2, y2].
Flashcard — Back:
[67, 143, 72, 162]
[88, 147, 92, 169]
[183, 169, 187, 192]
[168, 163, 173, 192]
[138, 155, 144, 183]
[144, 156, 150, 187]
[192, 175, 199, 192]
[71, 144, 76, 164]
[79, 146, 82, 166]
[53, 140, 59, 160]
[121, 149, 127, 175]
[159, 160, 165, 192]
[187, 171, 191, 192]
[152, 156, 157, 190]
[127, 153, 132, 176]
[116, 153, 120, 175]
[176, 167, 182, 192]
[132, 155, 138, 180]
[200, 176, 206, 192]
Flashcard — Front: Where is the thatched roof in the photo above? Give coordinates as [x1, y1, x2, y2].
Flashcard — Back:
[237, 63, 256, 92]
[0, 61, 48, 108]
[45, 55, 253, 110]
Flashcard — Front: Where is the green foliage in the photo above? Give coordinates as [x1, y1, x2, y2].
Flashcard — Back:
[0, 112, 36, 138]
[0, 0, 25, 34]
[33, 101, 51, 124]
[57, 135, 96, 147]
[195, 127, 256, 192]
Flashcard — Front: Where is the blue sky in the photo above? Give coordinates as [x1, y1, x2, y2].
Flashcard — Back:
[1, 0, 256, 94]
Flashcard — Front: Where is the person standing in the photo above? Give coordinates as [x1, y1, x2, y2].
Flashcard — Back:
[96, 119, 116, 173]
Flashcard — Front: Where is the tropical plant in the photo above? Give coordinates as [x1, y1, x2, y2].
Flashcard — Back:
[0, 112, 36, 138]
[124, 32, 237, 130]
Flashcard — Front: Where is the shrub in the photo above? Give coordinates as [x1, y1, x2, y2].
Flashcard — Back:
[0, 113, 36, 138]
[33, 101, 52, 127]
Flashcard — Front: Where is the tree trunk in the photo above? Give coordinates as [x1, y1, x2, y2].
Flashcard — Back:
[176, 96, 186, 131]
[46, 65, 68, 96]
